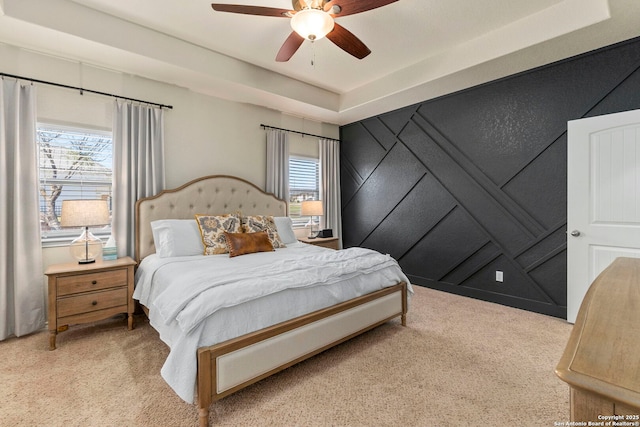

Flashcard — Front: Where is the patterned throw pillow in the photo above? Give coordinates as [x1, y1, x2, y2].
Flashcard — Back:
[242, 215, 286, 248]
[195, 213, 242, 255]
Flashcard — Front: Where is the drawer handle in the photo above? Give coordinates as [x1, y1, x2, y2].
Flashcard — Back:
[91, 280, 98, 285]
[91, 301, 98, 306]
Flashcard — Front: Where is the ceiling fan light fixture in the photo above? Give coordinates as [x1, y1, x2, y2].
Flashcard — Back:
[290, 8, 334, 41]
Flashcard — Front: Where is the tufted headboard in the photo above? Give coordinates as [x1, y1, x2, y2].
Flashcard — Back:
[135, 175, 287, 262]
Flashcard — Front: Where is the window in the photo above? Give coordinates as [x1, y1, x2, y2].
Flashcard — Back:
[38, 123, 113, 244]
[289, 156, 319, 227]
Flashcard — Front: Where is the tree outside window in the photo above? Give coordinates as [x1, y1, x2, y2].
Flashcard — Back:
[38, 124, 113, 242]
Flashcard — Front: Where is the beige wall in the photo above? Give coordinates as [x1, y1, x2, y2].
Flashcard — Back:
[0, 43, 338, 285]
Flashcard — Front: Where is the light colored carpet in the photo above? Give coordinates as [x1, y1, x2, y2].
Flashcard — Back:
[0, 286, 572, 426]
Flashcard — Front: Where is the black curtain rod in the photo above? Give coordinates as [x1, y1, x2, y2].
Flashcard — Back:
[261, 124, 339, 142]
[1, 72, 173, 110]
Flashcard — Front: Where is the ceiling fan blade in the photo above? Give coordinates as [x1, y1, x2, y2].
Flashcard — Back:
[211, 4, 292, 17]
[324, 0, 398, 17]
[326, 23, 371, 59]
[276, 32, 305, 62]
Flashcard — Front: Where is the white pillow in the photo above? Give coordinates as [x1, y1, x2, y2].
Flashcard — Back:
[151, 219, 204, 257]
[274, 216, 297, 245]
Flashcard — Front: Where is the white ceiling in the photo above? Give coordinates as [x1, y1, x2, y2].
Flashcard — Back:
[1, 0, 640, 125]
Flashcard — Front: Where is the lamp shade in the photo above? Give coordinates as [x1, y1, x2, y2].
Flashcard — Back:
[60, 199, 110, 227]
[301, 200, 323, 216]
[290, 8, 334, 41]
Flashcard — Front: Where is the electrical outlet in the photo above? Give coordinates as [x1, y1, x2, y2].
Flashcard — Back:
[496, 271, 503, 282]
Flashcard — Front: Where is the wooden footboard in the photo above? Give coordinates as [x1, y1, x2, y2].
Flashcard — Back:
[196, 281, 408, 427]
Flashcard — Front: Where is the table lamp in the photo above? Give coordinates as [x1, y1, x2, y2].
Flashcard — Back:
[301, 200, 323, 239]
[60, 199, 110, 264]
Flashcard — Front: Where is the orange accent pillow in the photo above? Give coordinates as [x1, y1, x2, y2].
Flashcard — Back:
[224, 231, 275, 258]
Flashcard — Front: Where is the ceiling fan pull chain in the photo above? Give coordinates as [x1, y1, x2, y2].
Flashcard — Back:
[311, 40, 315, 67]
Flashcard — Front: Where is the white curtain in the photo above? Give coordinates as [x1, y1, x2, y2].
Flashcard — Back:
[319, 138, 342, 248]
[0, 79, 45, 340]
[112, 101, 165, 258]
[265, 129, 289, 201]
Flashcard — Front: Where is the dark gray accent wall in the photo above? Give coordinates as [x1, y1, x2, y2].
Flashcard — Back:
[340, 37, 640, 318]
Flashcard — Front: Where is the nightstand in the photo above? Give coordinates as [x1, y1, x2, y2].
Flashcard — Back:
[45, 256, 136, 350]
[298, 236, 339, 250]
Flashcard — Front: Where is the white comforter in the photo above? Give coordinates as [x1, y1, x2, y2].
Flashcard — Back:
[134, 242, 412, 403]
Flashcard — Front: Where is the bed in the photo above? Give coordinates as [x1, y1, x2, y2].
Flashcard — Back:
[134, 175, 411, 427]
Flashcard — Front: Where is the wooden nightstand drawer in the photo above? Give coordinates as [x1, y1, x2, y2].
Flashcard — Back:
[45, 257, 136, 350]
[57, 269, 128, 296]
[57, 287, 128, 318]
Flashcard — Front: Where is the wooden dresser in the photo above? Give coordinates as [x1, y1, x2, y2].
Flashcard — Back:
[556, 257, 640, 421]
[45, 256, 136, 350]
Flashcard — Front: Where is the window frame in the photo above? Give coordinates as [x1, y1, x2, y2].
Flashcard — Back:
[288, 155, 320, 228]
[37, 122, 113, 247]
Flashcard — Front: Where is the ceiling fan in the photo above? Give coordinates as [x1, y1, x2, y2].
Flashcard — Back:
[211, 0, 399, 62]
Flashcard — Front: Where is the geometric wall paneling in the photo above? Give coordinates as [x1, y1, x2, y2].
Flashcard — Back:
[588, 62, 640, 117]
[438, 241, 502, 286]
[458, 254, 554, 304]
[514, 225, 567, 273]
[360, 117, 398, 151]
[415, 41, 640, 187]
[526, 250, 567, 309]
[399, 118, 535, 254]
[340, 122, 388, 187]
[342, 142, 426, 245]
[340, 158, 364, 204]
[378, 104, 420, 135]
[397, 206, 489, 282]
[360, 173, 457, 260]
[341, 36, 640, 318]
[501, 134, 567, 230]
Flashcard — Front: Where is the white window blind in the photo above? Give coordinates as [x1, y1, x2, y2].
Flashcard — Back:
[289, 156, 319, 227]
[38, 123, 113, 243]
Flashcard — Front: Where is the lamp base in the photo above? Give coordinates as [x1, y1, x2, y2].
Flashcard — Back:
[69, 228, 103, 264]
[306, 214, 319, 239]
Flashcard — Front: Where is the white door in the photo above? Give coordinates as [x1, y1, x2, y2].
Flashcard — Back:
[567, 110, 640, 323]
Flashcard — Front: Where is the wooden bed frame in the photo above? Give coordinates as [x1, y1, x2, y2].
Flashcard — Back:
[135, 175, 408, 427]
